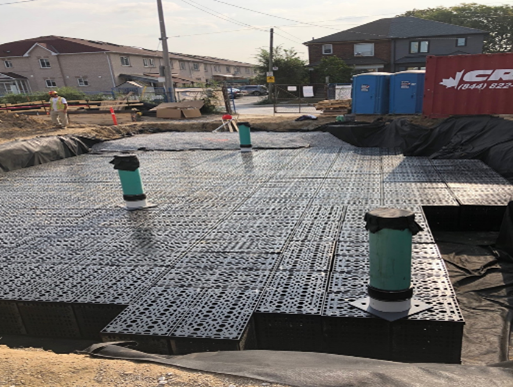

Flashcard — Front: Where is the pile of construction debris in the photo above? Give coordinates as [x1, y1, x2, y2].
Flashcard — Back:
[315, 99, 352, 116]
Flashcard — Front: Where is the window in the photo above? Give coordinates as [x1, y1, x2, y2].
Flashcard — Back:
[180, 62, 186, 70]
[214, 65, 221, 72]
[143, 58, 154, 67]
[45, 79, 56, 87]
[4, 60, 12, 68]
[245, 67, 250, 74]
[322, 44, 333, 55]
[193, 63, 200, 71]
[39, 58, 51, 68]
[354, 43, 374, 57]
[226, 66, 230, 72]
[204, 64, 208, 72]
[77, 77, 89, 87]
[456, 38, 467, 47]
[410, 41, 429, 54]
[120, 56, 130, 66]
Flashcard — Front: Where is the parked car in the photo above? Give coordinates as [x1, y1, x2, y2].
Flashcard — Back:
[227, 87, 243, 99]
[239, 85, 268, 96]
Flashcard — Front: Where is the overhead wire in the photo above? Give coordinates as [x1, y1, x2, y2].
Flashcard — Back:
[208, 0, 359, 30]
[171, 28, 256, 38]
[179, 0, 303, 44]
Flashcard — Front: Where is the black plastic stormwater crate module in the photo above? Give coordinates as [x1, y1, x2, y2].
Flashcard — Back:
[322, 291, 464, 363]
[0, 300, 26, 335]
[169, 289, 260, 354]
[255, 271, 328, 352]
[101, 287, 203, 355]
[16, 302, 81, 338]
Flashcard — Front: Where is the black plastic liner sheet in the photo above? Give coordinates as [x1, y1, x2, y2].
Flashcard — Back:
[320, 116, 513, 181]
[0, 136, 96, 173]
[81, 343, 513, 387]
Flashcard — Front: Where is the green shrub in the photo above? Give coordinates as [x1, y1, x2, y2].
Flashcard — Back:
[85, 93, 109, 101]
[54, 87, 87, 101]
[0, 86, 90, 104]
[200, 96, 220, 114]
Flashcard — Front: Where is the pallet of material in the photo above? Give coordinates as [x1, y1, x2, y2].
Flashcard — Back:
[315, 99, 351, 116]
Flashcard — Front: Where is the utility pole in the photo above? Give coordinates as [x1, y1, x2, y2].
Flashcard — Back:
[156, 0, 176, 102]
[268, 28, 274, 101]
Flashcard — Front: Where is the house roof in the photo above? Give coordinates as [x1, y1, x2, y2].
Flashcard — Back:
[0, 36, 254, 66]
[304, 17, 488, 44]
[0, 72, 27, 80]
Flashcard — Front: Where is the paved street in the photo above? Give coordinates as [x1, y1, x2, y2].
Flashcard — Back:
[232, 96, 318, 116]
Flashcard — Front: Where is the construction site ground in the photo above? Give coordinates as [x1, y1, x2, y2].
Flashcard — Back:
[0, 110, 445, 146]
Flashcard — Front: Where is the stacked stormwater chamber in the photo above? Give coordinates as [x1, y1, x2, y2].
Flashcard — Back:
[4, 144, 506, 362]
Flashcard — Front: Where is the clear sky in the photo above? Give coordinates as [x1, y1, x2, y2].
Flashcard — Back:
[0, 0, 505, 64]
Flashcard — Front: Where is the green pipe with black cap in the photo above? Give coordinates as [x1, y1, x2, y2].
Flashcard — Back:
[237, 121, 252, 152]
[364, 208, 423, 313]
[110, 154, 148, 210]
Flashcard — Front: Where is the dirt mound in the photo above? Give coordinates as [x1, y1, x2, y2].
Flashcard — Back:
[0, 111, 53, 130]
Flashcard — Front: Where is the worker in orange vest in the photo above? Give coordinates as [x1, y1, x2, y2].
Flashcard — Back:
[48, 90, 68, 128]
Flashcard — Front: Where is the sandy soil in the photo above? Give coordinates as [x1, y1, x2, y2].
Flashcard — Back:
[0, 111, 341, 146]
[0, 345, 287, 387]
[0, 110, 450, 146]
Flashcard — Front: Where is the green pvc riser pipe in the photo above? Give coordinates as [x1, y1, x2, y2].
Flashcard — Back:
[238, 124, 252, 147]
[369, 228, 412, 291]
[117, 169, 145, 197]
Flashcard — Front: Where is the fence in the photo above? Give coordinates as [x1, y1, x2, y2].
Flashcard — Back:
[272, 84, 327, 114]
[327, 83, 352, 100]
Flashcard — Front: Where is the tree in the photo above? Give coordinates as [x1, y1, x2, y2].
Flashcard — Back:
[254, 46, 309, 84]
[399, 3, 513, 53]
[315, 56, 353, 83]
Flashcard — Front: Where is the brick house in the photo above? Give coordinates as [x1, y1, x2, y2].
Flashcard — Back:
[304, 16, 488, 75]
[0, 36, 255, 95]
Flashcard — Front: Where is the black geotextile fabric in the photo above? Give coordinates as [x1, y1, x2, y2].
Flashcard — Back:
[320, 116, 513, 181]
[0, 136, 97, 172]
[81, 343, 513, 387]
[496, 201, 513, 258]
[364, 208, 423, 235]
[437, 240, 513, 366]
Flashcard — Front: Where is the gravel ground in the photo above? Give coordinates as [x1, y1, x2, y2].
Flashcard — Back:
[0, 345, 289, 387]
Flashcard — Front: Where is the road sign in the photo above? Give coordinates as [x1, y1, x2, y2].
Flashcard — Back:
[267, 76, 275, 83]
[266, 71, 274, 77]
[272, 66, 279, 71]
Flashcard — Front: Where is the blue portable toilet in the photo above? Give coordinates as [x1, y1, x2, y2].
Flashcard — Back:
[389, 70, 425, 114]
[352, 73, 391, 115]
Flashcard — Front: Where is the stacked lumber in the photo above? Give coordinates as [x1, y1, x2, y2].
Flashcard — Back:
[315, 99, 351, 116]
[0, 100, 144, 114]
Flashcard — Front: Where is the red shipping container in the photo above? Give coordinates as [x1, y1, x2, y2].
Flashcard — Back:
[423, 53, 513, 118]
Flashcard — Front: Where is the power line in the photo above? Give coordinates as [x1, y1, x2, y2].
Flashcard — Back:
[179, 0, 302, 44]
[208, 0, 345, 30]
[171, 28, 254, 38]
[274, 26, 304, 42]
[0, 0, 38, 5]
